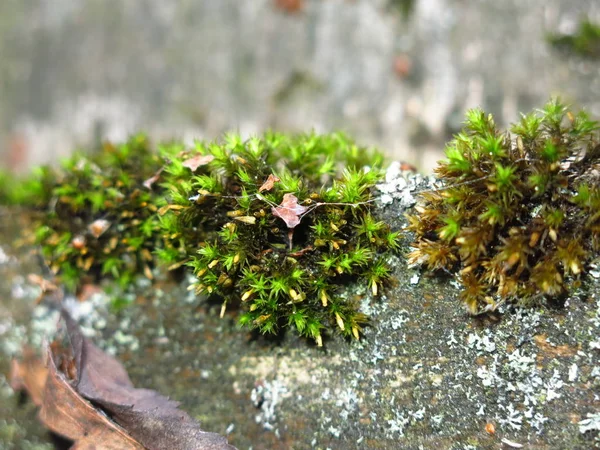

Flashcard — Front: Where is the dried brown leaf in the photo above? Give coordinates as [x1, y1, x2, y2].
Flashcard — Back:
[12, 311, 237, 450]
[61, 311, 236, 450]
[27, 274, 59, 303]
[27, 274, 58, 294]
[40, 345, 145, 449]
[271, 193, 308, 229]
[182, 154, 215, 172]
[258, 174, 280, 193]
[88, 219, 111, 238]
[143, 167, 165, 189]
[10, 347, 47, 406]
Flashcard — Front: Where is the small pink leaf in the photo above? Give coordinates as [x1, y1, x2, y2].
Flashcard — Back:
[88, 219, 111, 238]
[259, 174, 280, 193]
[272, 193, 308, 229]
[142, 167, 164, 189]
[182, 154, 215, 172]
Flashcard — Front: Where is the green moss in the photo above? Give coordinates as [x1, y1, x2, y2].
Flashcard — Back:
[158, 132, 396, 345]
[0, 166, 56, 208]
[547, 18, 600, 58]
[407, 99, 600, 313]
[4, 132, 398, 345]
[30, 135, 180, 290]
[387, 0, 416, 20]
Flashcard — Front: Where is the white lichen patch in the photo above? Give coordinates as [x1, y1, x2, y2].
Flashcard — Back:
[579, 412, 600, 434]
[385, 405, 428, 439]
[409, 273, 420, 285]
[376, 162, 431, 209]
[236, 351, 356, 435]
[234, 352, 342, 385]
[467, 330, 496, 353]
[386, 410, 410, 437]
[0, 246, 11, 265]
[251, 378, 290, 434]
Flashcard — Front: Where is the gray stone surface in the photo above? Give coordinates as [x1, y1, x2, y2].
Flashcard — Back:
[1, 0, 599, 172]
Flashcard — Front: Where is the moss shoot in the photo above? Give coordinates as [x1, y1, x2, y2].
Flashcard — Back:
[547, 18, 600, 59]
[407, 99, 600, 314]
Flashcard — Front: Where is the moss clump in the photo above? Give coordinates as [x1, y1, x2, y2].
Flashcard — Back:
[547, 18, 600, 58]
[4, 132, 398, 344]
[34, 135, 178, 290]
[0, 166, 56, 208]
[407, 99, 600, 313]
[158, 132, 398, 344]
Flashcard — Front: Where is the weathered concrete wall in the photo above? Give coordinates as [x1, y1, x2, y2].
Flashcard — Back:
[1, 0, 599, 172]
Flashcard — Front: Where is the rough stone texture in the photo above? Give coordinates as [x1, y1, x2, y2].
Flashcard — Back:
[1, 0, 599, 172]
[1, 167, 599, 449]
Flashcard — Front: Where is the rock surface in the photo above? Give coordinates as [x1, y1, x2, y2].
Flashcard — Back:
[1, 170, 599, 449]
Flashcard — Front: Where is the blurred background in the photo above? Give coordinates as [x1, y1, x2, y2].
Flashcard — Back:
[0, 0, 599, 173]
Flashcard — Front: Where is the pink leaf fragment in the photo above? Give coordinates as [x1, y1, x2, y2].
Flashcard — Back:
[182, 154, 215, 172]
[272, 193, 308, 229]
[88, 219, 111, 238]
[142, 167, 164, 189]
[258, 174, 280, 193]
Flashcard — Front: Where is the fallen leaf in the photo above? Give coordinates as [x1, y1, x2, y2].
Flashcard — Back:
[64, 311, 236, 449]
[272, 193, 308, 228]
[27, 274, 60, 304]
[258, 174, 280, 193]
[40, 346, 145, 449]
[10, 347, 47, 406]
[182, 154, 215, 172]
[12, 310, 237, 450]
[71, 234, 87, 250]
[143, 166, 165, 189]
[27, 274, 58, 293]
[77, 283, 104, 302]
[88, 219, 111, 238]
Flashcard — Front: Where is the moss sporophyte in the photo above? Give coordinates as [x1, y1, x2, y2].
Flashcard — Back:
[407, 99, 600, 314]
[3, 132, 400, 345]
